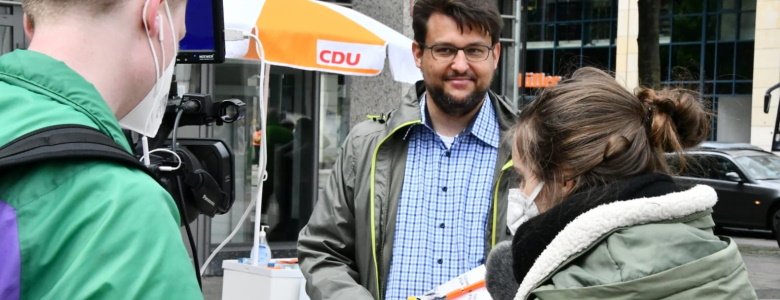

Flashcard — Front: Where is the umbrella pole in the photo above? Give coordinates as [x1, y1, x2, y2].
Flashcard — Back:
[252, 32, 269, 266]
[253, 60, 270, 266]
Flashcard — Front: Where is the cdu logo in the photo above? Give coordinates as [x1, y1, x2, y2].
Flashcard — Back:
[316, 39, 384, 70]
[319, 50, 361, 66]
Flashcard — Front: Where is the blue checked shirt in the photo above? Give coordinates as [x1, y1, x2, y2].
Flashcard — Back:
[384, 94, 500, 300]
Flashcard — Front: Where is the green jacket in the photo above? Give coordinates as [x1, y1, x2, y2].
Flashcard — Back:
[517, 185, 757, 300]
[0, 50, 202, 299]
[298, 83, 519, 300]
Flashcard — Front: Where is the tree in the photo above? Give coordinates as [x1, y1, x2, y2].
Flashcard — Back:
[637, 0, 661, 89]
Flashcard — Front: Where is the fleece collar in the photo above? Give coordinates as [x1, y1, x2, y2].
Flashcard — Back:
[511, 177, 717, 299]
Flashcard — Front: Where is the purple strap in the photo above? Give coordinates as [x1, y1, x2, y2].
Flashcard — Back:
[0, 201, 21, 300]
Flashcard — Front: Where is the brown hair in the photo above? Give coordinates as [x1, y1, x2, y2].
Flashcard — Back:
[412, 0, 503, 45]
[23, 0, 184, 27]
[512, 67, 710, 208]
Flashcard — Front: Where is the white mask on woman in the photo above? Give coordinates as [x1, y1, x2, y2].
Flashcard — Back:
[119, 0, 177, 138]
[507, 182, 544, 236]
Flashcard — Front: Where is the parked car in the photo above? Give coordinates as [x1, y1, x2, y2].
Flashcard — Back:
[667, 142, 780, 247]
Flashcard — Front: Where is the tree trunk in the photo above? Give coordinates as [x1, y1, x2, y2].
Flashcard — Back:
[637, 0, 661, 89]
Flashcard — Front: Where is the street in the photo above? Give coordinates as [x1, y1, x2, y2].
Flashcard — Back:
[726, 229, 780, 299]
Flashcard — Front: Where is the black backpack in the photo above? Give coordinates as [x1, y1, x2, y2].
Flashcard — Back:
[0, 124, 158, 180]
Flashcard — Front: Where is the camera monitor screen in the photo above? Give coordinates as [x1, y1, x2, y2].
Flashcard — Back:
[176, 0, 225, 64]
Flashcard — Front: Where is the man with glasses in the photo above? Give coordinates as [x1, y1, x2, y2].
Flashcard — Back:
[298, 0, 519, 299]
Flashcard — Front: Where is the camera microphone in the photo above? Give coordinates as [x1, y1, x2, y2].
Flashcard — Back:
[180, 98, 201, 113]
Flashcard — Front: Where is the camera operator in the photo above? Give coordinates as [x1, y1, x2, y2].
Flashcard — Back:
[0, 0, 202, 299]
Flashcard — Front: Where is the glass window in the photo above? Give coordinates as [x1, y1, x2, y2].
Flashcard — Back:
[712, 156, 742, 179]
[703, 83, 715, 94]
[583, 0, 612, 20]
[557, 1, 582, 21]
[707, 0, 718, 12]
[691, 155, 739, 179]
[660, 17, 673, 41]
[720, 13, 737, 41]
[519, 0, 617, 76]
[706, 15, 718, 41]
[670, 44, 701, 79]
[671, 155, 707, 177]
[672, 16, 703, 42]
[740, 12, 755, 40]
[527, 0, 554, 23]
[716, 82, 734, 94]
[0, 5, 10, 14]
[261, 66, 316, 243]
[716, 43, 734, 78]
[557, 23, 582, 46]
[525, 49, 554, 74]
[584, 22, 611, 46]
[735, 41, 754, 80]
[318, 74, 348, 170]
[723, 0, 737, 10]
[1, 26, 10, 55]
[610, 46, 616, 71]
[674, 0, 704, 14]
[555, 48, 581, 74]
[704, 44, 715, 80]
[741, 0, 757, 10]
[582, 47, 610, 69]
[661, 0, 673, 14]
[207, 60, 260, 249]
[734, 82, 752, 94]
[735, 154, 780, 180]
[660, 44, 671, 81]
[527, 24, 555, 43]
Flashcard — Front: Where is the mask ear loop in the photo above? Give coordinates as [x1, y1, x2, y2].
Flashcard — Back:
[140, 0, 163, 145]
[144, 1, 178, 136]
[527, 182, 545, 202]
[141, 0, 161, 86]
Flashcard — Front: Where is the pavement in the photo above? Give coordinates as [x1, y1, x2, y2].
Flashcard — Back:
[729, 230, 780, 300]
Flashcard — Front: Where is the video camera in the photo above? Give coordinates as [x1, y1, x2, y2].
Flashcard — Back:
[127, 77, 245, 222]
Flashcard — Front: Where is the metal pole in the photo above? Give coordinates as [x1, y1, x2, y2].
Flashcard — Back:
[512, 0, 521, 109]
[519, 0, 529, 104]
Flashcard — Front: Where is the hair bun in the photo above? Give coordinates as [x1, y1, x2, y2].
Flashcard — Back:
[635, 87, 710, 152]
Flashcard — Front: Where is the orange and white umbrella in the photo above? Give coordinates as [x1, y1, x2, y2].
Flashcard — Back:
[224, 0, 422, 84]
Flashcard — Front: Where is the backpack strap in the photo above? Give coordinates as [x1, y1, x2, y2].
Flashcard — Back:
[0, 124, 158, 181]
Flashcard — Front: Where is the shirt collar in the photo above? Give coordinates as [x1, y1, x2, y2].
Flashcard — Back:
[408, 92, 500, 148]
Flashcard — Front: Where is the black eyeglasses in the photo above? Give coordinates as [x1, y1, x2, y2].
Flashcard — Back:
[421, 44, 494, 62]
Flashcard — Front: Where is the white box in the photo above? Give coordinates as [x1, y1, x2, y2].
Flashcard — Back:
[221, 260, 310, 300]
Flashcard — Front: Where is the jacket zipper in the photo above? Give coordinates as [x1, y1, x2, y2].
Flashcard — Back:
[369, 120, 420, 300]
[491, 160, 515, 247]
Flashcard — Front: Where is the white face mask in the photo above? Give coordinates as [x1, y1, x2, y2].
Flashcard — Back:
[507, 182, 544, 236]
[119, 0, 177, 138]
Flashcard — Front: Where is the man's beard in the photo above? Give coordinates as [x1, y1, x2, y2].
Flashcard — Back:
[426, 80, 489, 118]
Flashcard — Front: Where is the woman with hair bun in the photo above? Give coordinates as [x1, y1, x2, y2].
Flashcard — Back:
[484, 67, 756, 300]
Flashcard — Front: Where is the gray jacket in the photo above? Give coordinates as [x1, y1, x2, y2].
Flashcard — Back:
[298, 82, 520, 300]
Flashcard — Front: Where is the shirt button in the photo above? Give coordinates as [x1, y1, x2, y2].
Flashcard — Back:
[445, 152, 451, 157]
[439, 223, 445, 228]
[442, 187, 448, 192]
[437, 259, 443, 264]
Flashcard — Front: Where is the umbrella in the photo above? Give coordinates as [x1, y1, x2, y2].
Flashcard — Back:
[212, 0, 423, 268]
[224, 0, 423, 83]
